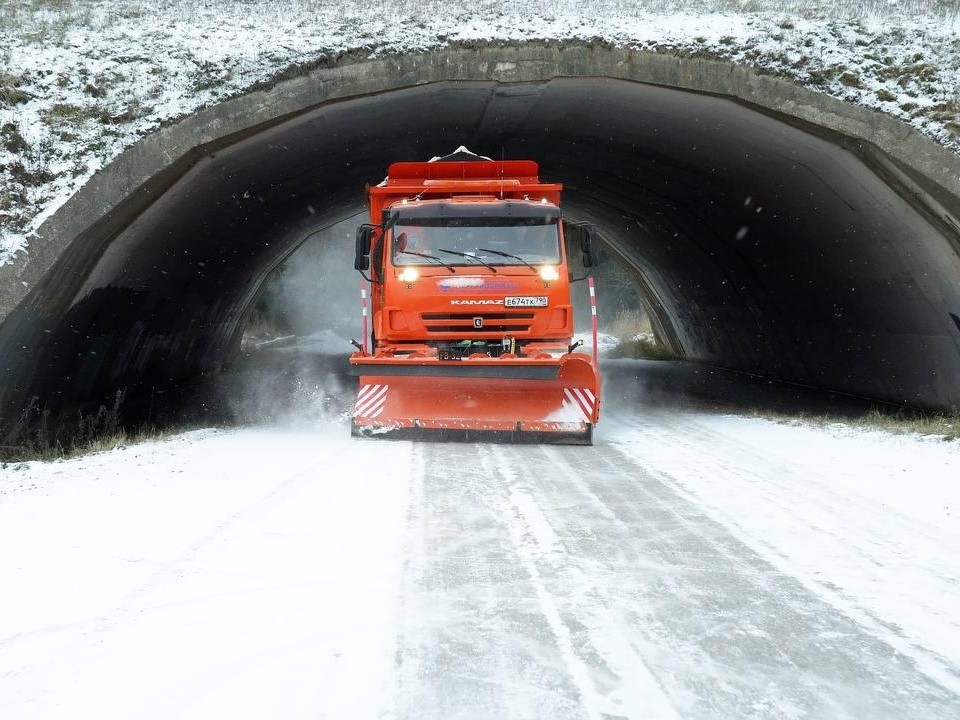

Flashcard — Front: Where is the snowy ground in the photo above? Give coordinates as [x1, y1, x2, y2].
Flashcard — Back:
[2, 0, 959, 266]
[2, 368, 959, 718]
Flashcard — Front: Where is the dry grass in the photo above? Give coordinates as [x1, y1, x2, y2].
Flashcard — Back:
[2, 389, 151, 462]
[844, 409, 960, 440]
[603, 307, 675, 359]
[1, 121, 28, 153]
[746, 406, 960, 441]
[240, 310, 292, 351]
[605, 307, 651, 340]
[1, 422, 211, 463]
[607, 336, 676, 360]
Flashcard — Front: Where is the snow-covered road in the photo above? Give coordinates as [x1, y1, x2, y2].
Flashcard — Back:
[2, 386, 959, 718]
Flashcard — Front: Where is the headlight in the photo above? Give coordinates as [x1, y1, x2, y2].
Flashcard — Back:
[539, 266, 560, 281]
[398, 267, 419, 283]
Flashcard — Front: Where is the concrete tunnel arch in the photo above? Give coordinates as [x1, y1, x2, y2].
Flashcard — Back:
[3, 43, 960, 438]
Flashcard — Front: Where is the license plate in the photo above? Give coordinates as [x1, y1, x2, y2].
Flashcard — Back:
[505, 296, 548, 307]
[438, 350, 461, 361]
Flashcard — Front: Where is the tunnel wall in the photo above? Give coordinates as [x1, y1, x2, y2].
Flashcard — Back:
[2, 44, 960, 434]
[5, 44, 960, 323]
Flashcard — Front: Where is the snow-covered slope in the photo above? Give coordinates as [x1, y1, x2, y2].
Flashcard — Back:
[1, 1, 958, 267]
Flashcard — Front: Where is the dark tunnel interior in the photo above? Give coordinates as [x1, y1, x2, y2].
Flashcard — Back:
[3, 76, 960, 440]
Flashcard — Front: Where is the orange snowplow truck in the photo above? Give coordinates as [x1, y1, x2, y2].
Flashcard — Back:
[351, 149, 601, 444]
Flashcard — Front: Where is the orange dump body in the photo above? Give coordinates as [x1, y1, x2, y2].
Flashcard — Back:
[350, 155, 600, 444]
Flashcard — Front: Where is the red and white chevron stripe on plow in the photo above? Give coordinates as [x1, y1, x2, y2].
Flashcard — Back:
[563, 387, 597, 423]
[354, 384, 388, 419]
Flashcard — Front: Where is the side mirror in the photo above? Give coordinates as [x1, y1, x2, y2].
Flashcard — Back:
[563, 221, 581, 257]
[581, 224, 596, 268]
[354, 226, 372, 271]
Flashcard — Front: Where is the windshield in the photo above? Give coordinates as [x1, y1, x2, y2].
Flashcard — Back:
[392, 218, 561, 267]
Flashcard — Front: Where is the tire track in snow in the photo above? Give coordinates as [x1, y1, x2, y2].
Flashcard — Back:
[515, 441, 786, 718]
[393, 441, 587, 719]
[491, 442, 682, 720]
[484, 444, 615, 720]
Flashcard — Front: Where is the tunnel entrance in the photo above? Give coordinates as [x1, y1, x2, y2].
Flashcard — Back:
[3, 61, 960, 449]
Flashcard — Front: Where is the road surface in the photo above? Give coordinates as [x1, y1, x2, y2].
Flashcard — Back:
[1, 367, 959, 718]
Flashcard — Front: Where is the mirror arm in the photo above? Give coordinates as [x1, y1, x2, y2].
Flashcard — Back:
[357, 270, 382, 285]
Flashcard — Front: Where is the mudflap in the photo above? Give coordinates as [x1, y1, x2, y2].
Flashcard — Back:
[349, 354, 600, 445]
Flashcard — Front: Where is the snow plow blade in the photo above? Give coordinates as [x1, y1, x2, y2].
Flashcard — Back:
[350, 354, 600, 445]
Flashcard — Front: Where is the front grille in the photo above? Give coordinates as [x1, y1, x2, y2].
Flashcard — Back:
[421, 311, 533, 334]
[421, 312, 535, 321]
[425, 324, 530, 333]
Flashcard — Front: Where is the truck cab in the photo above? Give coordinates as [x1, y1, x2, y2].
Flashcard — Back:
[372, 198, 575, 359]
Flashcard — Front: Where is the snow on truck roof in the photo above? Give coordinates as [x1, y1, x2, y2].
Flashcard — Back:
[427, 146, 493, 162]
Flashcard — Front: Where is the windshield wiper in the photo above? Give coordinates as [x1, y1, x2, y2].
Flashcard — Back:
[396, 250, 456, 273]
[438, 248, 498, 273]
[476, 248, 537, 272]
